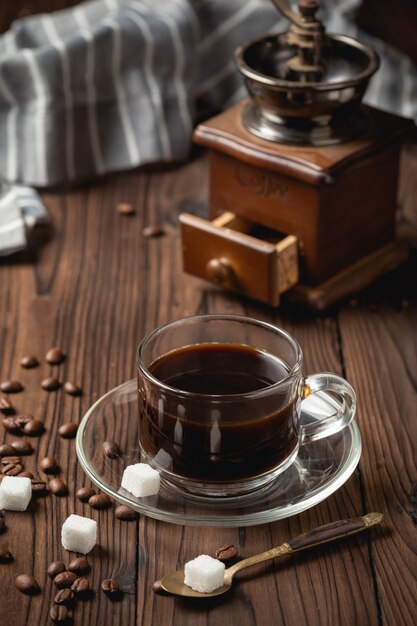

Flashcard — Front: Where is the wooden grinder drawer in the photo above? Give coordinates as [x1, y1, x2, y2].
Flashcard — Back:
[180, 212, 299, 306]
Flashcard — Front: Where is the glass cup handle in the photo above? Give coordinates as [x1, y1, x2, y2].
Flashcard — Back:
[300, 372, 356, 443]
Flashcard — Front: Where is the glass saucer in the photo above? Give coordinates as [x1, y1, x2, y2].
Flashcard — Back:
[76, 380, 361, 527]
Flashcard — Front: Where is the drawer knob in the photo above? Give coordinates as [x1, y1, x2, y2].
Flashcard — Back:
[206, 258, 232, 284]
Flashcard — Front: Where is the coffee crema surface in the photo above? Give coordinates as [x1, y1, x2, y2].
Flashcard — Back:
[138, 343, 298, 482]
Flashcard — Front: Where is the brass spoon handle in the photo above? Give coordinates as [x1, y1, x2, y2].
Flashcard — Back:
[226, 512, 383, 579]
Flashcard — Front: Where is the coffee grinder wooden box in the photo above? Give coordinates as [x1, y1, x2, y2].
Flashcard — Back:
[180, 0, 414, 310]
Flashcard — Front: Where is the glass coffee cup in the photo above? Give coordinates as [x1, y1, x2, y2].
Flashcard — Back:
[137, 315, 356, 497]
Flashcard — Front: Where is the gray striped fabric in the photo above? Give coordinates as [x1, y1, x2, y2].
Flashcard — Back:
[0, 0, 416, 253]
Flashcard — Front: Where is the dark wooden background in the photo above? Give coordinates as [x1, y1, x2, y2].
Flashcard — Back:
[0, 3, 416, 626]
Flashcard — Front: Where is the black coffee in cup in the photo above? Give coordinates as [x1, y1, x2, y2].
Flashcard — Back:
[138, 343, 298, 482]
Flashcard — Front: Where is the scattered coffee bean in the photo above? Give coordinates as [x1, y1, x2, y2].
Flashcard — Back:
[50, 605, 69, 622]
[31, 480, 48, 495]
[115, 505, 139, 521]
[0, 397, 15, 415]
[0, 380, 24, 394]
[103, 441, 122, 459]
[46, 347, 66, 365]
[76, 486, 96, 502]
[19, 471, 34, 479]
[0, 543, 13, 563]
[101, 578, 120, 597]
[2, 417, 21, 435]
[20, 355, 39, 369]
[117, 201, 135, 216]
[49, 478, 68, 496]
[63, 382, 82, 397]
[11, 440, 34, 455]
[22, 418, 44, 436]
[0, 518, 5, 534]
[68, 556, 90, 575]
[214, 544, 239, 562]
[152, 580, 166, 594]
[54, 588, 74, 605]
[143, 224, 164, 238]
[15, 414, 32, 429]
[54, 571, 78, 589]
[0, 444, 16, 457]
[40, 456, 59, 474]
[15, 573, 40, 595]
[89, 493, 112, 509]
[1, 456, 20, 465]
[41, 376, 61, 392]
[71, 576, 89, 594]
[48, 561, 67, 579]
[3, 463, 23, 476]
[58, 422, 78, 439]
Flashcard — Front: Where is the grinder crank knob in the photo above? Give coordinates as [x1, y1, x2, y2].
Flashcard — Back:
[206, 258, 232, 285]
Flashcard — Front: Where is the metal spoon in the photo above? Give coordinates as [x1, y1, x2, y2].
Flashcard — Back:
[158, 512, 383, 597]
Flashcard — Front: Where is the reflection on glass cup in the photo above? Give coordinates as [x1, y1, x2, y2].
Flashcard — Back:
[137, 315, 356, 497]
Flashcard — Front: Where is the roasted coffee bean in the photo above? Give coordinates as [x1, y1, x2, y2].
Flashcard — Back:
[0, 518, 5, 534]
[40, 456, 59, 474]
[2, 417, 21, 435]
[214, 544, 239, 562]
[22, 418, 44, 436]
[76, 486, 96, 502]
[1, 456, 20, 465]
[31, 480, 48, 495]
[15, 573, 40, 595]
[152, 580, 166, 594]
[54, 571, 78, 588]
[115, 505, 139, 521]
[101, 578, 120, 596]
[20, 355, 39, 369]
[0, 544, 13, 563]
[50, 605, 69, 622]
[63, 382, 82, 397]
[3, 463, 23, 476]
[117, 201, 135, 216]
[48, 561, 66, 579]
[11, 440, 33, 455]
[58, 422, 78, 439]
[45, 347, 66, 365]
[89, 493, 112, 509]
[19, 471, 34, 479]
[71, 576, 89, 594]
[103, 441, 121, 459]
[0, 380, 23, 394]
[0, 443, 15, 459]
[0, 445, 17, 457]
[49, 478, 68, 496]
[54, 588, 74, 605]
[15, 414, 32, 429]
[41, 376, 61, 392]
[143, 224, 164, 238]
[0, 397, 15, 415]
[68, 556, 89, 575]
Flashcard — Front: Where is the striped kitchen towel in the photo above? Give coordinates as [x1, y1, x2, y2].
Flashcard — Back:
[0, 0, 416, 189]
[0, 0, 416, 254]
[0, 185, 49, 255]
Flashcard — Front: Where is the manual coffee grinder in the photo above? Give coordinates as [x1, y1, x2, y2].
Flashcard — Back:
[180, 0, 414, 309]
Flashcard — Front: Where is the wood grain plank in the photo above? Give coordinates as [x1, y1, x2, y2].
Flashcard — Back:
[339, 293, 417, 626]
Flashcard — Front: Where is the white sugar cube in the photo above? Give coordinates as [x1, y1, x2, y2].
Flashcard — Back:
[184, 554, 225, 593]
[61, 514, 97, 554]
[0, 476, 32, 511]
[121, 463, 160, 497]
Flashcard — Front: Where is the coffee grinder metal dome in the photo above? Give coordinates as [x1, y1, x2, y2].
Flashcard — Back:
[180, 0, 414, 309]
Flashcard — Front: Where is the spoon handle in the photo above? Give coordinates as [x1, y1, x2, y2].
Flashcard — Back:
[227, 512, 383, 577]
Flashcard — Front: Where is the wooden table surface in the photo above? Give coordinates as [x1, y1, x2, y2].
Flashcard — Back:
[0, 151, 416, 626]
